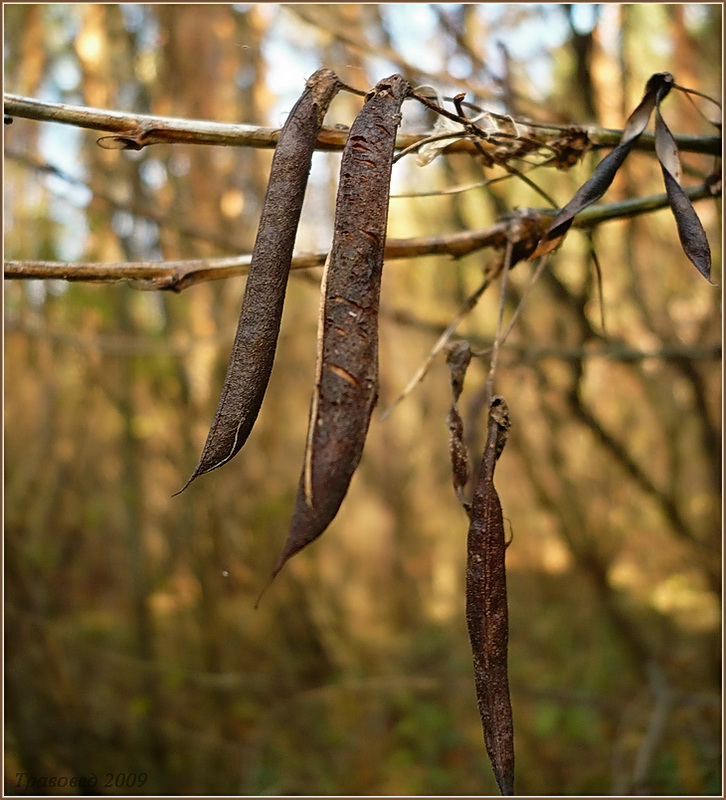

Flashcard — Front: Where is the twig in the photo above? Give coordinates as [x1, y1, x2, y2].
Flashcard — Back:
[0, 92, 491, 156]
[483, 237, 515, 404]
[475, 254, 550, 359]
[380, 269, 498, 421]
[4, 92, 720, 155]
[4, 183, 719, 291]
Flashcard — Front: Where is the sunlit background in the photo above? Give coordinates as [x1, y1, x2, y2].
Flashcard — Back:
[4, 4, 721, 796]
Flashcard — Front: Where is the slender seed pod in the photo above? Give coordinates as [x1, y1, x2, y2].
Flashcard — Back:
[269, 74, 411, 579]
[176, 68, 341, 495]
[445, 340, 473, 512]
[467, 396, 515, 796]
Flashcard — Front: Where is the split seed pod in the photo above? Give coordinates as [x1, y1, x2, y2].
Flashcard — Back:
[531, 73, 673, 260]
[176, 68, 341, 495]
[270, 74, 411, 580]
[532, 72, 713, 282]
[467, 396, 514, 796]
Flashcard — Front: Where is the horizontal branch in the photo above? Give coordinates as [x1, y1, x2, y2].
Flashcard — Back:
[4, 182, 718, 291]
[4, 92, 720, 156]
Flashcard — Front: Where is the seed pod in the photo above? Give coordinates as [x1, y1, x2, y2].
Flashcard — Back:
[466, 396, 514, 796]
[445, 340, 473, 511]
[270, 74, 410, 578]
[176, 68, 341, 495]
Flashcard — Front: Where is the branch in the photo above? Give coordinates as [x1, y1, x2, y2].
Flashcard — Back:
[4, 92, 720, 155]
[4, 182, 718, 291]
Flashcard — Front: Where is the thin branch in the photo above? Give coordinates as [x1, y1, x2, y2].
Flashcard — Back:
[482, 237, 515, 403]
[4, 92, 720, 155]
[4, 182, 719, 291]
[488, 254, 550, 354]
[1, 91, 487, 154]
[380, 269, 497, 421]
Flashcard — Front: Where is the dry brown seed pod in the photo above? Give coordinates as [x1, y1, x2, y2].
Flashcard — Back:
[269, 74, 411, 581]
[176, 69, 341, 495]
[466, 396, 515, 796]
[445, 340, 473, 511]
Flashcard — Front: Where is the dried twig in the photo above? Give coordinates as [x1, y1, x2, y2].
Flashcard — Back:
[381, 269, 497, 421]
[4, 93, 720, 155]
[6, 182, 717, 291]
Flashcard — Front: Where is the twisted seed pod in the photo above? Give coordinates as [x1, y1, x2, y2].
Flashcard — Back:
[445, 340, 473, 511]
[269, 74, 410, 579]
[176, 69, 341, 495]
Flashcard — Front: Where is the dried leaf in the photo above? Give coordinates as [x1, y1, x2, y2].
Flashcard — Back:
[655, 104, 714, 283]
[531, 72, 674, 258]
[467, 396, 514, 796]
[416, 112, 467, 166]
[413, 85, 477, 166]
[270, 74, 411, 579]
[175, 69, 341, 495]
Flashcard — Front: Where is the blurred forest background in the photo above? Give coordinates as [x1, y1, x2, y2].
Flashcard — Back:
[4, 4, 722, 796]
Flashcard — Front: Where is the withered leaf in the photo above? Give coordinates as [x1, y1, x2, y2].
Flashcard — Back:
[467, 396, 514, 796]
[175, 69, 341, 495]
[531, 72, 674, 258]
[269, 74, 411, 580]
[655, 104, 713, 283]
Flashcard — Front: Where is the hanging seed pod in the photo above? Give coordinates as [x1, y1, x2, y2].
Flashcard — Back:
[531, 72, 672, 259]
[445, 340, 473, 512]
[532, 72, 714, 282]
[654, 97, 713, 282]
[176, 68, 341, 495]
[268, 74, 411, 580]
[467, 396, 515, 796]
